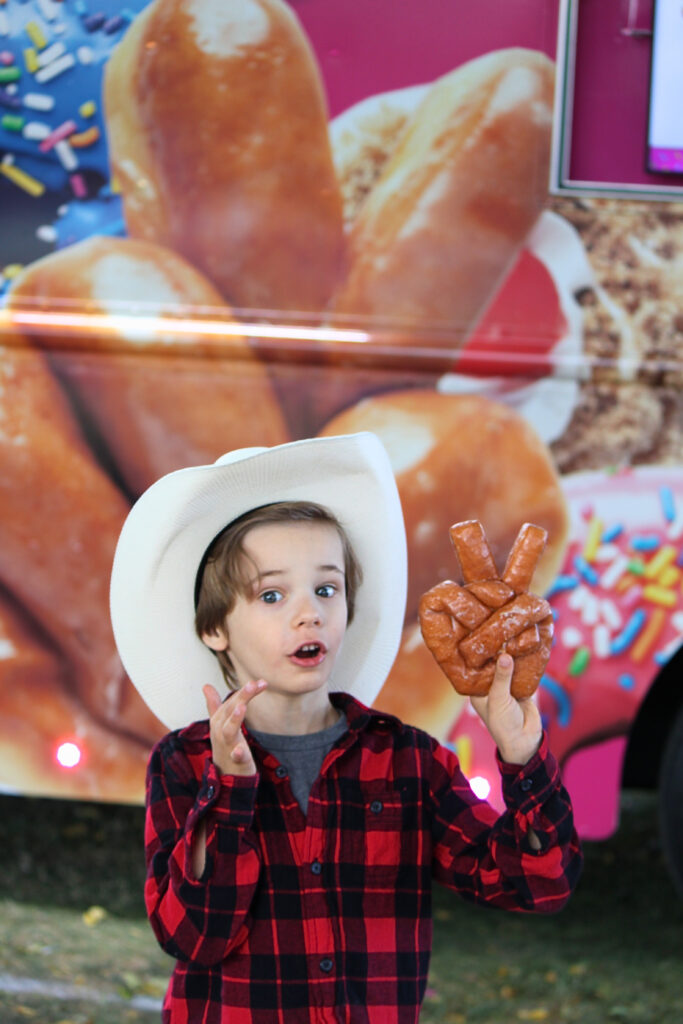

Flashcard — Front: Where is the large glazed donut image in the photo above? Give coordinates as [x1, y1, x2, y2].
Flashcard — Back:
[8, 236, 289, 495]
[104, 0, 346, 313]
[330, 49, 555, 336]
[0, 339, 163, 747]
[272, 49, 559, 440]
[0, 593, 149, 802]
[319, 390, 569, 617]
[419, 520, 553, 698]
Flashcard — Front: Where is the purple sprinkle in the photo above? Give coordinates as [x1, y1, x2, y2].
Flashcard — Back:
[83, 12, 107, 32]
[0, 89, 22, 110]
[104, 15, 125, 34]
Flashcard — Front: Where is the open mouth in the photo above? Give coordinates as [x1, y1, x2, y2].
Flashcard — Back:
[289, 642, 327, 666]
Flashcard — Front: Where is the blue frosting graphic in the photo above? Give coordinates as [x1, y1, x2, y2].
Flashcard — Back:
[0, 0, 152, 297]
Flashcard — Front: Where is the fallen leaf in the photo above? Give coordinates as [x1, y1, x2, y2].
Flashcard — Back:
[569, 963, 587, 976]
[82, 905, 108, 927]
[517, 1009, 549, 1021]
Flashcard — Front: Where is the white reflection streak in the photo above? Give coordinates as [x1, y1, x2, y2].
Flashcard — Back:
[3, 309, 372, 345]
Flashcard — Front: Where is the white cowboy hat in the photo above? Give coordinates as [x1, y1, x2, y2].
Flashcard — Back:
[110, 432, 407, 730]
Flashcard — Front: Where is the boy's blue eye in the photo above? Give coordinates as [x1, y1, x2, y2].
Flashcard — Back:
[260, 589, 283, 604]
[316, 584, 337, 598]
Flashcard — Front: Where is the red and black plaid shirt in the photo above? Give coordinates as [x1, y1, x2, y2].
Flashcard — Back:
[145, 692, 582, 1023]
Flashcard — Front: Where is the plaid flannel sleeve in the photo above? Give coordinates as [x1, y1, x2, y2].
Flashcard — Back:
[429, 733, 583, 912]
[144, 735, 262, 965]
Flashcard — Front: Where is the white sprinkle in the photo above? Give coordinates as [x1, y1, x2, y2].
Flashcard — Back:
[600, 554, 629, 590]
[1, 154, 15, 166]
[23, 121, 51, 141]
[671, 612, 683, 633]
[568, 584, 591, 611]
[37, 41, 66, 68]
[23, 92, 56, 111]
[655, 635, 683, 663]
[561, 626, 583, 649]
[667, 514, 683, 541]
[54, 139, 78, 171]
[34, 52, 75, 84]
[37, 0, 60, 21]
[77, 45, 94, 65]
[594, 543, 620, 563]
[580, 592, 600, 627]
[599, 598, 622, 631]
[36, 224, 57, 243]
[0, 11, 9, 36]
[593, 624, 611, 658]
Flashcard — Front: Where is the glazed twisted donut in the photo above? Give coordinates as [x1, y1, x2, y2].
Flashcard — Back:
[419, 520, 553, 698]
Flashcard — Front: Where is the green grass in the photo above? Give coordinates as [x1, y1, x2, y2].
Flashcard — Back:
[0, 789, 681, 1023]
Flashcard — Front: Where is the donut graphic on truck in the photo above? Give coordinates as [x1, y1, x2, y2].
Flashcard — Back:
[1, 0, 683, 898]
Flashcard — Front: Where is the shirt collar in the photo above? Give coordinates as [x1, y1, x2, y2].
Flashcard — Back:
[329, 691, 402, 734]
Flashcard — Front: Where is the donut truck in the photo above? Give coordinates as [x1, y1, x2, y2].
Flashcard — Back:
[1, 0, 683, 898]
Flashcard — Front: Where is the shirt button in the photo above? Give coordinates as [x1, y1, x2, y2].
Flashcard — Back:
[370, 800, 383, 814]
[319, 958, 334, 973]
[275, 766, 288, 778]
[520, 779, 533, 792]
[311, 859, 322, 875]
[206, 785, 215, 799]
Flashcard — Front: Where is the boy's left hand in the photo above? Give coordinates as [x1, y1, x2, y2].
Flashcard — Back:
[470, 653, 542, 766]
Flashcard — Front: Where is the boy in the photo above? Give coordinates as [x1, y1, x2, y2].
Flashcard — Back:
[110, 432, 582, 1024]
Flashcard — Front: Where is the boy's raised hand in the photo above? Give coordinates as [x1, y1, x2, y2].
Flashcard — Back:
[470, 653, 542, 766]
[203, 680, 267, 776]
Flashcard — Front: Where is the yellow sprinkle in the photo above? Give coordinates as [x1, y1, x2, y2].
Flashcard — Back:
[0, 161, 45, 196]
[2, 263, 24, 280]
[110, 174, 121, 194]
[631, 607, 666, 662]
[23, 47, 39, 73]
[659, 565, 680, 588]
[455, 735, 472, 777]
[79, 100, 97, 118]
[582, 517, 603, 563]
[644, 545, 677, 579]
[26, 20, 48, 50]
[642, 584, 677, 608]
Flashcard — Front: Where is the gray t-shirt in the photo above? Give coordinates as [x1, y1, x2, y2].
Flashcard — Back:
[250, 713, 348, 814]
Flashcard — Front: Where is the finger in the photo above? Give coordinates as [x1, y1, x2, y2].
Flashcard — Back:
[203, 684, 224, 718]
[482, 653, 516, 710]
[230, 740, 252, 765]
[449, 520, 498, 584]
[502, 522, 547, 594]
[221, 679, 268, 730]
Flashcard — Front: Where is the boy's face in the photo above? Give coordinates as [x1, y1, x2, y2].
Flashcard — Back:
[202, 521, 349, 700]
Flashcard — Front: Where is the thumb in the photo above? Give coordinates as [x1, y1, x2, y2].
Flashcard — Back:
[489, 653, 514, 700]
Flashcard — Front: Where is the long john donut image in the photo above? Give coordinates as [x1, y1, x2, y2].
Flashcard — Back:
[419, 520, 553, 698]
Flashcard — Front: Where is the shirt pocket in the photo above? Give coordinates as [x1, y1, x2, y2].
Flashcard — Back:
[362, 786, 405, 868]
